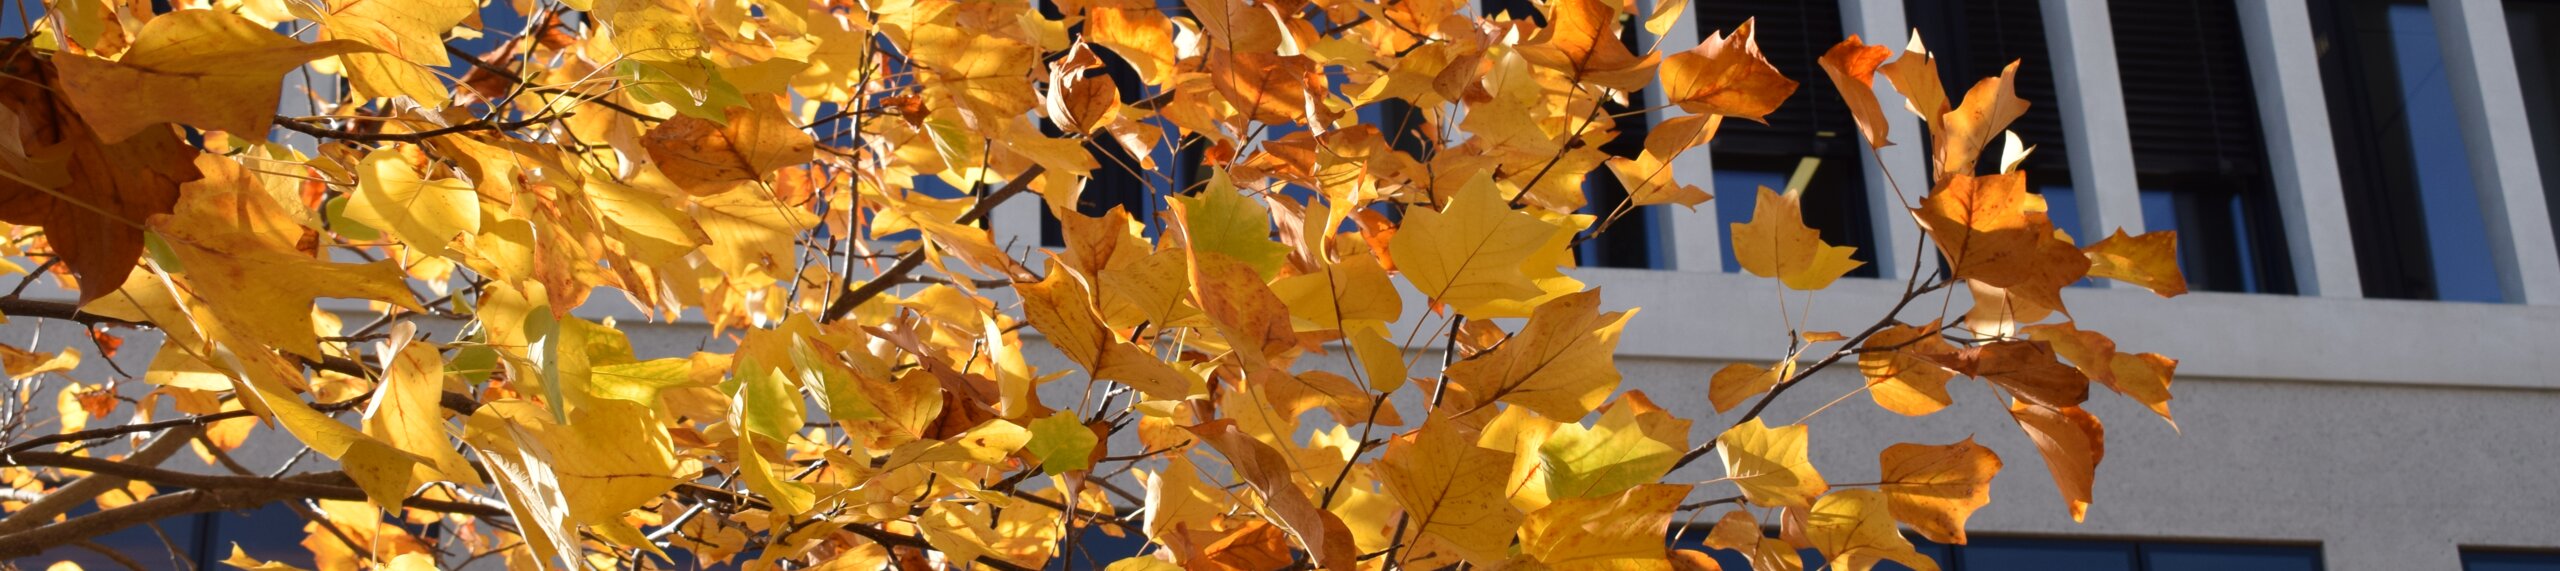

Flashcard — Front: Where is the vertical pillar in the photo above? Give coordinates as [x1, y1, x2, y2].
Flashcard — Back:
[2430, 0, 2560, 304]
[2040, 0, 2148, 262]
[1647, 2, 1727, 273]
[1842, 0, 1929, 279]
[2235, 0, 2366, 298]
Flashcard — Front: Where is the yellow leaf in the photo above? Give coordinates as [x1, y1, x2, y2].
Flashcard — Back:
[1391, 174, 1560, 313]
[2008, 400, 2104, 521]
[1702, 510, 1802, 571]
[1188, 251, 1303, 368]
[1517, 483, 1691, 571]
[1538, 399, 1681, 499]
[1088, 8, 1178, 84]
[154, 177, 426, 359]
[1708, 361, 1786, 414]
[1880, 32, 1948, 124]
[52, 10, 368, 141]
[1268, 251, 1403, 332]
[362, 336, 485, 494]
[1445, 289, 1634, 420]
[1731, 186, 1865, 290]
[1169, 181, 1291, 277]
[1016, 264, 1195, 400]
[1716, 418, 1827, 509]
[345, 149, 478, 255]
[1606, 153, 1712, 210]
[2084, 229, 2189, 297]
[1858, 321, 1957, 416]
[308, 0, 476, 65]
[1877, 438, 2001, 544]
[1660, 20, 1797, 122]
[1807, 489, 1942, 571]
[1378, 419, 1523, 565]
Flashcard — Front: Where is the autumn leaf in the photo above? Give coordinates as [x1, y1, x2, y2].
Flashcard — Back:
[0, 54, 204, 303]
[642, 97, 818, 195]
[1379, 419, 1523, 565]
[1932, 61, 2031, 182]
[1521, 0, 1661, 91]
[1878, 438, 2001, 544]
[1880, 32, 1949, 124]
[1859, 321, 1959, 416]
[1819, 36, 1895, 149]
[2085, 229, 2189, 297]
[1717, 418, 1828, 509]
[1913, 171, 2090, 311]
[52, 10, 369, 141]
[1808, 489, 1943, 571]
[1445, 289, 1635, 420]
[1660, 19, 1798, 122]
[1517, 483, 1692, 570]
[1709, 361, 1788, 414]
[2009, 400, 2105, 521]
[1732, 186, 1866, 290]
[1606, 153, 1713, 209]
[1391, 174, 1566, 314]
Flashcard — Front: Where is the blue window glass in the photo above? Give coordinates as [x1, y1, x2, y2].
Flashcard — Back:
[1676, 531, 2322, 571]
[2467, 550, 2560, 571]
[2108, 0, 2299, 295]
[1698, 0, 1879, 278]
[2315, 0, 2508, 302]
[2510, 0, 2560, 265]
[2145, 543, 2326, 571]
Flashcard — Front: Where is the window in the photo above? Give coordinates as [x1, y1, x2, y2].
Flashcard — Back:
[1700, 0, 1878, 276]
[2466, 549, 2560, 571]
[2313, 0, 2507, 302]
[2107, 0, 2298, 294]
[2505, 0, 2560, 263]
[1580, 10, 1665, 269]
[1681, 534, 2323, 571]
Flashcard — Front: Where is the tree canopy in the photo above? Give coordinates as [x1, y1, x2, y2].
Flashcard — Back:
[0, 0, 2190, 569]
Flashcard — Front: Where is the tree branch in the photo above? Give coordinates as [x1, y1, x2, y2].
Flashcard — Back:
[0, 297, 144, 326]
[819, 166, 1044, 321]
[0, 425, 200, 535]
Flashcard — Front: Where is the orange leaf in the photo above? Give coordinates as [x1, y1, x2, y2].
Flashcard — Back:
[1731, 186, 1865, 290]
[1520, 0, 1661, 91]
[1878, 438, 2001, 544]
[1186, 420, 1362, 571]
[1931, 61, 2030, 182]
[1858, 321, 1957, 416]
[640, 96, 816, 195]
[0, 53, 203, 303]
[1660, 19, 1797, 122]
[1880, 32, 1949, 125]
[1912, 172, 2089, 311]
[2008, 401, 2104, 522]
[1931, 340, 2089, 408]
[1818, 36, 1894, 149]
[2084, 229, 2189, 297]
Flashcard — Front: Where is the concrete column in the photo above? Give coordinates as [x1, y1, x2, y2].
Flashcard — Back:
[2235, 0, 2366, 298]
[2040, 0, 2147, 261]
[1646, 1, 1726, 273]
[2430, 0, 2560, 304]
[1842, 0, 1929, 279]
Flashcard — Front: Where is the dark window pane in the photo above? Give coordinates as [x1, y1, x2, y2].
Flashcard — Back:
[1581, 12, 1664, 269]
[1699, 0, 1880, 277]
[1963, 537, 2140, 571]
[2506, 0, 2560, 265]
[2466, 550, 2560, 571]
[2143, 543, 2324, 571]
[2314, 0, 2507, 301]
[2108, 0, 2298, 294]
[1907, 0, 2073, 176]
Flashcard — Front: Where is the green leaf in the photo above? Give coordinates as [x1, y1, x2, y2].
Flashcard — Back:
[1025, 410, 1099, 475]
